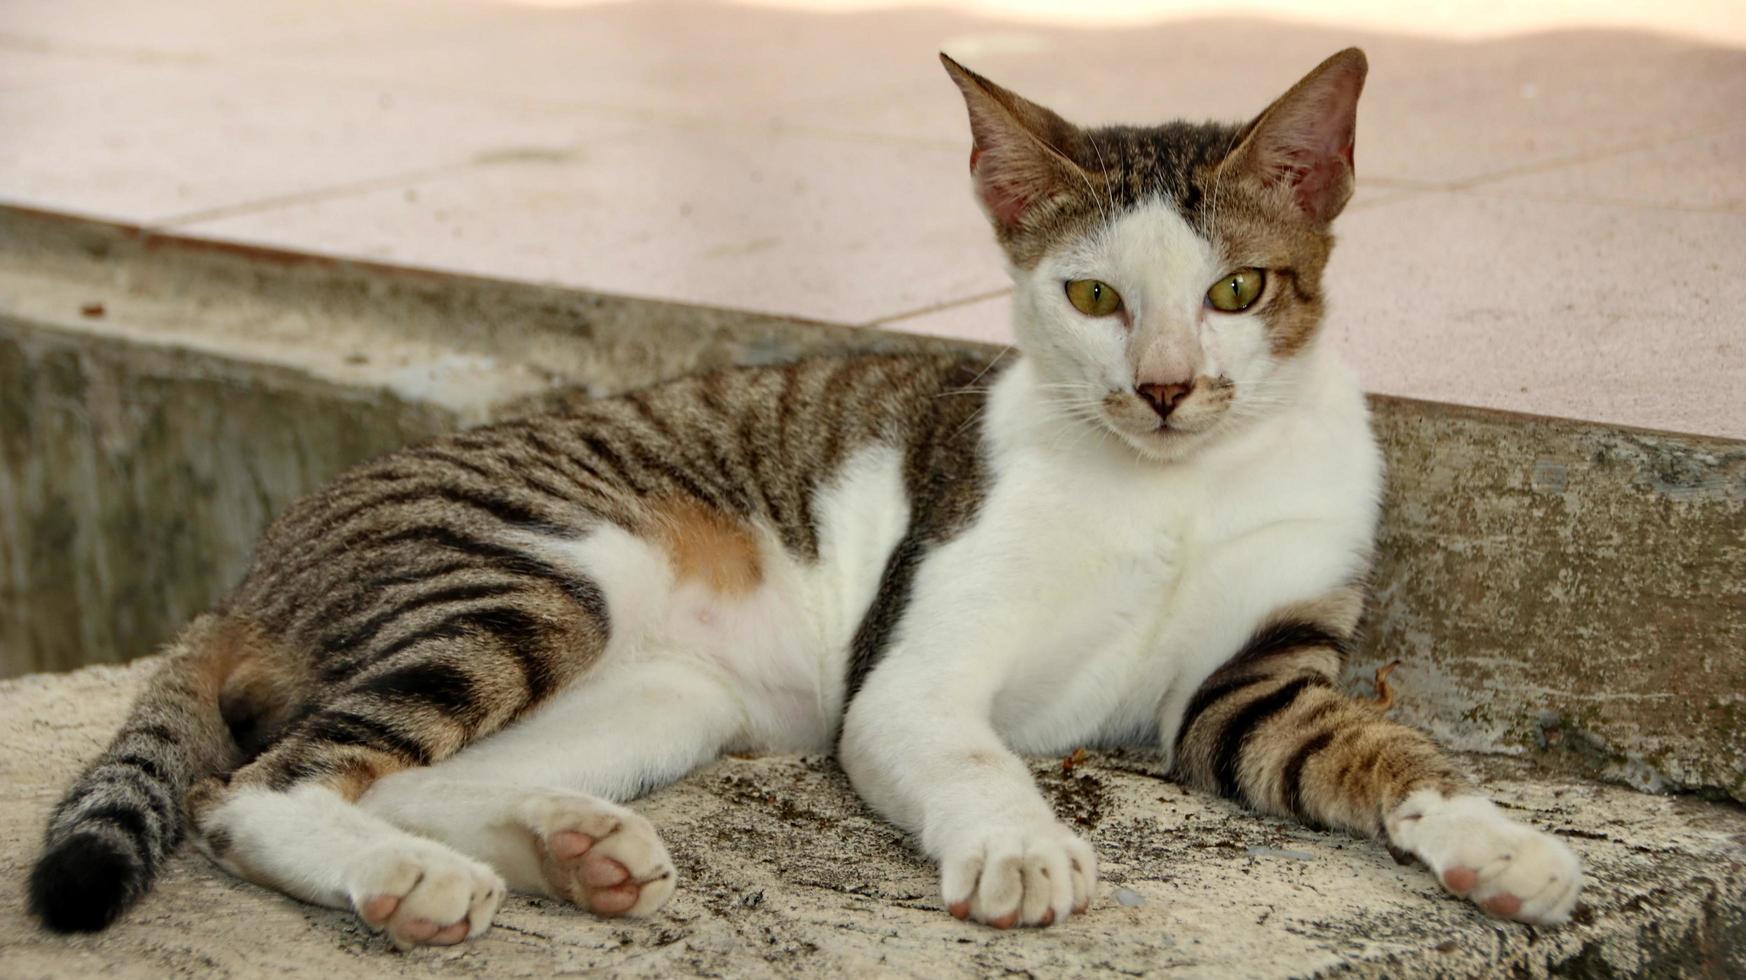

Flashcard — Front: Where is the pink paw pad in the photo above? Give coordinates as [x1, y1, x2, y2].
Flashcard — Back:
[551, 831, 594, 861]
[582, 854, 630, 889]
[401, 917, 440, 943]
[360, 895, 400, 927]
[590, 882, 642, 917]
[1484, 893, 1523, 918]
[541, 831, 656, 917]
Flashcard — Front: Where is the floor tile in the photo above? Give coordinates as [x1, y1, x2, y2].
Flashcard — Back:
[0, 62, 628, 223]
[1474, 124, 1746, 211]
[1326, 190, 1745, 437]
[0, 48, 105, 93]
[180, 124, 1010, 324]
[0, 0, 483, 58]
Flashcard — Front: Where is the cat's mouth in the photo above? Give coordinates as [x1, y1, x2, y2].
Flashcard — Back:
[1100, 392, 1217, 435]
[1093, 388, 1228, 459]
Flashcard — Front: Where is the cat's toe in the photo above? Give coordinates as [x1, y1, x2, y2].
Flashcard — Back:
[520, 792, 677, 918]
[1470, 833, 1583, 924]
[939, 818, 1097, 928]
[348, 841, 505, 949]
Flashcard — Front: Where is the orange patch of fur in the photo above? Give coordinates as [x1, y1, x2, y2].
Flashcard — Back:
[647, 498, 764, 596]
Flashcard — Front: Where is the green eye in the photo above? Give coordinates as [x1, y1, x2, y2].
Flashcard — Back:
[1206, 268, 1266, 312]
[1065, 279, 1123, 317]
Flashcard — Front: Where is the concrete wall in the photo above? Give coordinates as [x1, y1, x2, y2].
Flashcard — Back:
[2, 206, 1740, 804]
[0, 320, 451, 676]
[1356, 400, 1745, 803]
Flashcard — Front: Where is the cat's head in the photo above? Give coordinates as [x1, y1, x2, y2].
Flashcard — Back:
[943, 49, 1367, 461]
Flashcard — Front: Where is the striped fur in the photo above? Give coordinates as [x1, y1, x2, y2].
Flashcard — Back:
[1172, 599, 1467, 837]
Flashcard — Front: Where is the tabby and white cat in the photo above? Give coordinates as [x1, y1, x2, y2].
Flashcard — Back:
[30, 48, 1581, 947]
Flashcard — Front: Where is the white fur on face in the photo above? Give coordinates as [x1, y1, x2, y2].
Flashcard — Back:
[1010, 198, 1291, 461]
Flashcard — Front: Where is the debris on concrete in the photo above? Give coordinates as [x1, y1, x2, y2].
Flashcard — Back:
[1245, 847, 1316, 861]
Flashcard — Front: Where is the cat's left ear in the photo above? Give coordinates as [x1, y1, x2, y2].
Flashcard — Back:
[1223, 47, 1368, 222]
[939, 52, 1088, 235]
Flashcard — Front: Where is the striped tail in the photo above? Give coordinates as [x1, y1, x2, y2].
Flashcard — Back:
[28, 615, 251, 932]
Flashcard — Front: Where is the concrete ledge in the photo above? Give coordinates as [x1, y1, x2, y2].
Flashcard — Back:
[1357, 400, 1746, 803]
[2, 202, 1741, 810]
[3, 658, 1743, 977]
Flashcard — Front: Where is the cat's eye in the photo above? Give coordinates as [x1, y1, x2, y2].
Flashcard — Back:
[1205, 268, 1266, 312]
[1065, 279, 1123, 317]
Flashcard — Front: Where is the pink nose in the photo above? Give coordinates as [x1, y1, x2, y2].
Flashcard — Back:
[1136, 380, 1194, 421]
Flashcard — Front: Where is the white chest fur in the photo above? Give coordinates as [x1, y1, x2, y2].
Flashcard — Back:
[920, 349, 1383, 755]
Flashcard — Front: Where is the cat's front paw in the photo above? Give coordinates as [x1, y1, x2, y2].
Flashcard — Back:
[516, 792, 676, 918]
[349, 839, 506, 949]
[937, 818, 1098, 928]
[1387, 791, 1582, 924]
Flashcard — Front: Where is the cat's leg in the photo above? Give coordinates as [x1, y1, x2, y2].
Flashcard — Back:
[358, 656, 737, 918]
[187, 576, 610, 947]
[190, 779, 506, 949]
[842, 656, 1098, 930]
[1165, 590, 1583, 924]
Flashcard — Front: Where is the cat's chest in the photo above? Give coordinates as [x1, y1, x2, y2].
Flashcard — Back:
[978, 446, 1341, 751]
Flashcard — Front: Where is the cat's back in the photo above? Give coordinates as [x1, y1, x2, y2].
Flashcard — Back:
[221, 349, 1005, 629]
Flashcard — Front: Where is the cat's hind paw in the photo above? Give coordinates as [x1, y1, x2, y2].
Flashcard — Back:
[1387, 791, 1582, 925]
[939, 818, 1098, 928]
[517, 792, 677, 918]
[349, 840, 506, 949]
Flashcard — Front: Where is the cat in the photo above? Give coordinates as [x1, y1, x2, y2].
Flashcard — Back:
[28, 48, 1581, 948]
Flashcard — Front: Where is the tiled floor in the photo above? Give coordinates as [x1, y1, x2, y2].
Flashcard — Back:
[2, 0, 1742, 438]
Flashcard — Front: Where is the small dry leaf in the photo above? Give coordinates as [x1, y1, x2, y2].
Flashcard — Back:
[1369, 659, 1404, 713]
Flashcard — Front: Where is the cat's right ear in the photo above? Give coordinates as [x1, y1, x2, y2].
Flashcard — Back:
[1222, 47, 1368, 223]
[940, 53, 1086, 234]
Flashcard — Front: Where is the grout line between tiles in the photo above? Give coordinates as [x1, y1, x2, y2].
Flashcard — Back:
[866, 286, 1014, 327]
[153, 161, 494, 228]
[1436, 120, 1746, 192]
[1450, 187, 1746, 214]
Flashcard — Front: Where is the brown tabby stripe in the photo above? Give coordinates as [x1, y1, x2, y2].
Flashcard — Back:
[1208, 674, 1330, 799]
[1175, 601, 1468, 838]
[1281, 728, 1337, 821]
[1173, 617, 1347, 753]
[843, 363, 994, 699]
[316, 581, 525, 658]
[355, 661, 485, 723]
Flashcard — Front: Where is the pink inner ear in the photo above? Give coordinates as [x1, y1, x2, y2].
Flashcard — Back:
[981, 173, 1032, 227]
[1291, 157, 1343, 216]
[1257, 109, 1356, 219]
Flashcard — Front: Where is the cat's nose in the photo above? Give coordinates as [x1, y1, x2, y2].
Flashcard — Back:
[1136, 380, 1194, 421]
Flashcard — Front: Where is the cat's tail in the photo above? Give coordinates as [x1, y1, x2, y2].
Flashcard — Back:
[28, 615, 258, 932]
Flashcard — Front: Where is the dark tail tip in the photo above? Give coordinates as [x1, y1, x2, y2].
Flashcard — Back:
[28, 833, 144, 933]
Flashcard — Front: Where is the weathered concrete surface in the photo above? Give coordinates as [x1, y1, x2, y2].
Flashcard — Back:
[0, 320, 454, 677]
[3, 205, 1742, 809]
[2, 658, 1743, 978]
[1356, 400, 1746, 804]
